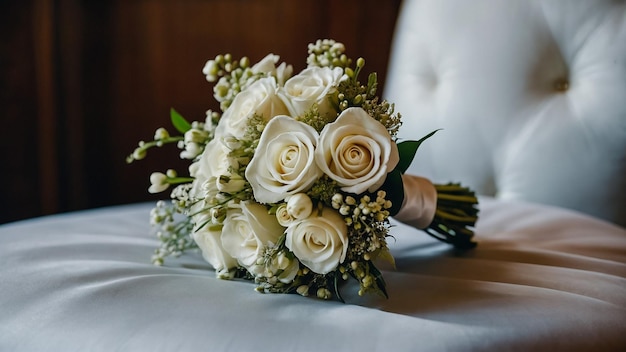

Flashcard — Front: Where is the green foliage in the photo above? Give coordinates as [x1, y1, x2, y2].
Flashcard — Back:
[170, 108, 192, 134]
[395, 129, 440, 174]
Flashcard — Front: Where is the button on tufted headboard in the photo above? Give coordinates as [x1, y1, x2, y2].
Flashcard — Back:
[386, 0, 626, 226]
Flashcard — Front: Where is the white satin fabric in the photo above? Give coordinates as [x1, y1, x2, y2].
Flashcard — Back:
[1, 200, 624, 351]
[387, 0, 626, 226]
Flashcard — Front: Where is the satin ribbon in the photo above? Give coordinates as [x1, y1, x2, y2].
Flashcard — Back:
[393, 174, 437, 229]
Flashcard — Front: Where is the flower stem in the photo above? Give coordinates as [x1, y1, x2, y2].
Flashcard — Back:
[167, 177, 194, 185]
[425, 182, 479, 249]
[126, 136, 184, 163]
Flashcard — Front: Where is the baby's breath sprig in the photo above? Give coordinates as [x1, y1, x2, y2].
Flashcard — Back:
[126, 128, 183, 163]
[225, 113, 268, 177]
[191, 180, 254, 232]
[335, 59, 402, 138]
[170, 183, 194, 210]
[336, 58, 368, 112]
[297, 105, 329, 133]
[127, 109, 217, 164]
[306, 39, 352, 69]
[148, 169, 194, 194]
[203, 54, 256, 111]
[328, 190, 394, 299]
[178, 120, 212, 160]
[253, 243, 302, 294]
[307, 175, 340, 204]
[362, 98, 402, 139]
[150, 200, 197, 266]
[292, 269, 336, 300]
[243, 114, 266, 143]
[332, 192, 393, 231]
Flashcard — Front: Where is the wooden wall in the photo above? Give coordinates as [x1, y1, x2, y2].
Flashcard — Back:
[0, 0, 402, 224]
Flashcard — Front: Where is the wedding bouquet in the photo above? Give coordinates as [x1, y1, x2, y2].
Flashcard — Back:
[127, 39, 478, 301]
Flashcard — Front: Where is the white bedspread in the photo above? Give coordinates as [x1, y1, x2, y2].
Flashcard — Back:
[1, 197, 625, 351]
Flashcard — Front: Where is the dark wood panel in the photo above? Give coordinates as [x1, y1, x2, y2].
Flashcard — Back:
[1, 1, 42, 222]
[0, 0, 402, 224]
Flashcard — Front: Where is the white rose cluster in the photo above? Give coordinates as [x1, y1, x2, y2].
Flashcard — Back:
[246, 107, 399, 202]
[156, 43, 405, 299]
[191, 58, 399, 277]
[134, 40, 477, 301]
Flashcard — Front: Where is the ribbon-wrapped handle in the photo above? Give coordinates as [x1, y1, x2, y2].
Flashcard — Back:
[393, 174, 478, 249]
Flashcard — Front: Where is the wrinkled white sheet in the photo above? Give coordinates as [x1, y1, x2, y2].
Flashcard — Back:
[1, 197, 625, 351]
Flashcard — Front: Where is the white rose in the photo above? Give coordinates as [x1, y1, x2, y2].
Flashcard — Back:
[285, 207, 348, 274]
[279, 66, 344, 118]
[315, 107, 400, 194]
[215, 77, 290, 140]
[186, 139, 252, 280]
[250, 54, 293, 86]
[245, 115, 322, 204]
[192, 214, 238, 278]
[216, 174, 246, 194]
[275, 204, 295, 227]
[188, 138, 235, 202]
[220, 201, 285, 275]
[286, 193, 313, 220]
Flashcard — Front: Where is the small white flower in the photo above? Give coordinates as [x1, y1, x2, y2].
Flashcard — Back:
[179, 128, 209, 160]
[132, 148, 147, 161]
[184, 128, 209, 144]
[317, 288, 332, 300]
[286, 193, 313, 220]
[216, 174, 246, 194]
[154, 127, 169, 140]
[202, 59, 220, 82]
[331, 193, 343, 205]
[180, 143, 203, 160]
[264, 251, 299, 284]
[210, 206, 226, 224]
[204, 110, 219, 132]
[296, 285, 309, 297]
[148, 172, 169, 193]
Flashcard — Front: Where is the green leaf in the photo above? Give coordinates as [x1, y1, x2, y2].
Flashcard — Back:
[170, 108, 192, 134]
[395, 129, 441, 174]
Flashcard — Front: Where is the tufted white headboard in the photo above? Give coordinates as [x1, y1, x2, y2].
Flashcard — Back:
[386, 0, 626, 226]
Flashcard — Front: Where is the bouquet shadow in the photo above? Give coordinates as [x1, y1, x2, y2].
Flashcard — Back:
[335, 235, 514, 322]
